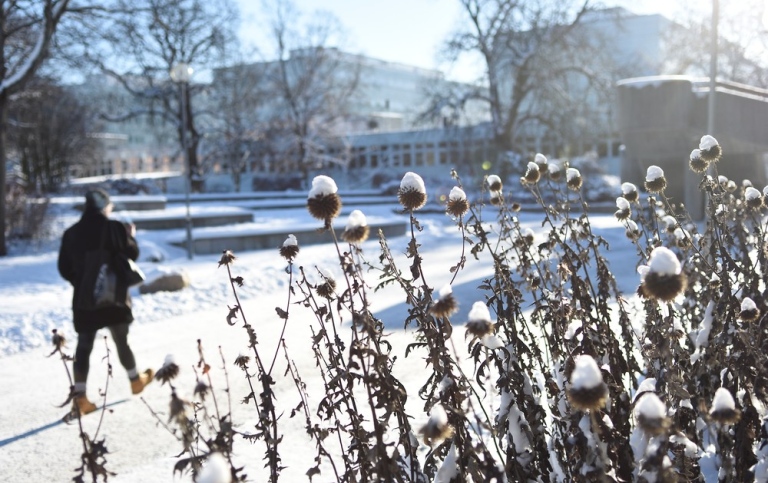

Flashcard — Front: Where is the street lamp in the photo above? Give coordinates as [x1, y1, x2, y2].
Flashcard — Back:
[170, 62, 194, 260]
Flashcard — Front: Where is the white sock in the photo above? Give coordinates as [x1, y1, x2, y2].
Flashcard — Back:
[74, 382, 87, 394]
[127, 368, 139, 380]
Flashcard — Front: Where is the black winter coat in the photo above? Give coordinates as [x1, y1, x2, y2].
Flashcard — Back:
[58, 207, 140, 333]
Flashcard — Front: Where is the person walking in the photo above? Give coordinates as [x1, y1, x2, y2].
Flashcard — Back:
[58, 189, 153, 415]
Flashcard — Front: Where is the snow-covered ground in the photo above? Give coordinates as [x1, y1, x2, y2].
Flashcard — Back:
[0, 194, 648, 482]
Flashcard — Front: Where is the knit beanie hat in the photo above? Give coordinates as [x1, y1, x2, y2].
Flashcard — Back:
[84, 189, 112, 211]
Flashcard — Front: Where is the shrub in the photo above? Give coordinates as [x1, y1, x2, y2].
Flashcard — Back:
[63, 135, 768, 482]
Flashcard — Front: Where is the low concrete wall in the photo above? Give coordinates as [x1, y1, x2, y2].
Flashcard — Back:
[133, 212, 254, 230]
[172, 221, 408, 255]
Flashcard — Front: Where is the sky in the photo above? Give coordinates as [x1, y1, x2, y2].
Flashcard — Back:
[235, 0, 686, 83]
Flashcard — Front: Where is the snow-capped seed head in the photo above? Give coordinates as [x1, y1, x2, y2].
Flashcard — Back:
[625, 219, 641, 240]
[673, 228, 691, 248]
[763, 185, 768, 198]
[218, 250, 236, 267]
[740, 297, 760, 321]
[634, 393, 670, 435]
[743, 179, 753, 187]
[710, 387, 740, 424]
[486, 174, 503, 192]
[194, 380, 210, 400]
[307, 176, 342, 223]
[419, 405, 454, 445]
[51, 329, 66, 353]
[516, 227, 535, 247]
[523, 162, 541, 183]
[466, 301, 494, 338]
[398, 172, 427, 210]
[169, 391, 189, 424]
[699, 135, 722, 162]
[566, 168, 582, 190]
[662, 215, 677, 232]
[341, 210, 370, 244]
[156, 354, 180, 385]
[197, 452, 232, 483]
[689, 148, 708, 173]
[548, 163, 562, 181]
[279, 234, 299, 260]
[645, 166, 667, 193]
[621, 182, 639, 203]
[534, 153, 549, 173]
[709, 273, 720, 288]
[641, 247, 687, 301]
[567, 355, 608, 411]
[726, 180, 737, 193]
[315, 268, 337, 299]
[615, 197, 631, 221]
[446, 186, 469, 217]
[430, 284, 458, 318]
[234, 354, 250, 370]
[489, 190, 503, 206]
[745, 187, 763, 209]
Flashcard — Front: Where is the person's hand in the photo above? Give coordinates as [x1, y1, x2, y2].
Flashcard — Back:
[125, 222, 136, 238]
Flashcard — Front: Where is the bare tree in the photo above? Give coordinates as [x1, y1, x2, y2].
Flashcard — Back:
[263, 0, 360, 184]
[661, 0, 768, 88]
[0, 0, 105, 255]
[83, 0, 239, 192]
[7, 76, 100, 192]
[435, 0, 616, 168]
[207, 58, 272, 192]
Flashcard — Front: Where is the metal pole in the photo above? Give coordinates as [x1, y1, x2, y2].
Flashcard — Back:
[180, 81, 194, 259]
[707, 0, 718, 137]
[686, 0, 718, 221]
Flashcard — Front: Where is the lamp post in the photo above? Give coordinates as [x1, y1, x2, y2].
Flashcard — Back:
[170, 62, 194, 260]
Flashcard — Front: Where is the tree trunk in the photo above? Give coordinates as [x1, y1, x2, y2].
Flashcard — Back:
[0, 91, 7, 256]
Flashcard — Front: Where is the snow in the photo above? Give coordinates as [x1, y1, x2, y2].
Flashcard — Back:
[570, 355, 603, 389]
[400, 171, 426, 194]
[481, 335, 504, 349]
[0, 191, 723, 482]
[700, 135, 719, 151]
[535, 153, 547, 164]
[468, 301, 491, 323]
[566, 167, 580, 182]
[434, 443, 459, 483]
[283, 234, 298, 247]
[648, 247, 681, 276]
[690, 148, 702, 160]
[549, 164, 561, 175]
[746, 187, 761, 201]
[635, 393, 666, 419]
[486, 174, 502, 189]
[621, 182, 637, 195]
[742, 297, 757, 312]
[436, 283, 452, 300]
[616, 197, 630, 210]
[527, 162, 539, 171]
[711, 387, 736, 412]
[646, 166, 664, 182]
[345, 209, 367, 229]
[448, 186, 466, 201]
[307, 175, 338, 198]
[198, 452, 232, 483]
